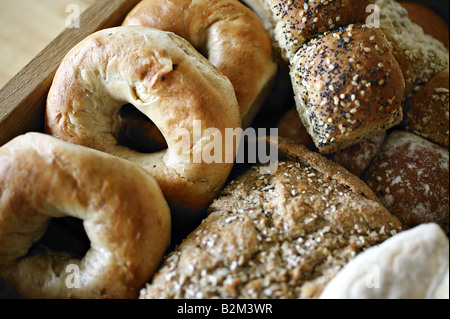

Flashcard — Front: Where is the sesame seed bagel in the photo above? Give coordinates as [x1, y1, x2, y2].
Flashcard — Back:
[122, 0, 278, 128]
[0, 133, 171, 299]
[45, 26, 241, 218]
[290, 24, 404, 154]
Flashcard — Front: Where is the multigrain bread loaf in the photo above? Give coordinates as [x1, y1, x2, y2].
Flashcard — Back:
[404, 69, 449, 149]
[376, 0, 449, 99]
[139, 138, 402, 299]
[278, 108, 387, 177]
[363, 130, 449, 233]
[242, 0, 405, 154]
[320, 223, 449, 299]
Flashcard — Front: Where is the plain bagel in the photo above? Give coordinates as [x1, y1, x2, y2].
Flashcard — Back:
[0, 133, 171, 299]
[122, 0, 278, 128]
[45, 26, 242, 217]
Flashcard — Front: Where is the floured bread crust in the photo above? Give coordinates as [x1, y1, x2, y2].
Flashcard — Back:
[363, 130, 449, 232]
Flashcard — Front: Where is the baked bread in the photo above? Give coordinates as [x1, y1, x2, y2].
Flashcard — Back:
[290, 23, 404, 154]
[277, 107, 315, 150]
[399, 1, 449, 50]
[320, 223, 449, 299]
[122, 0, 278, 128]
[45, 26, 241, 222]
[363, 130, 449, 233]
[0, 133, 171, 299]
[404, 69, 449, 149]
[376, 0, 449, 99]
[278, 108, 386, 177]
[139, 138, 402, 299]
[118, 104, 167, 153]
[242, 1, 405, 154]
[242, 0, 373, 62]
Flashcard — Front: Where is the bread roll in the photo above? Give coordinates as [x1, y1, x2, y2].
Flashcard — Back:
[291, 24, 404, 154]
[320, 223, 449, 299]
[376, 0, 449, 99]
[243, 1, 405, 154]
[139, 138, 402, 299]
[363, 130, 449, 232]
[404, 69, 449, 149]
[399, 1, 449, 50]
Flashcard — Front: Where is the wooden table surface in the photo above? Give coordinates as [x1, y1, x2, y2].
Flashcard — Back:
[0, 0, 96, 89]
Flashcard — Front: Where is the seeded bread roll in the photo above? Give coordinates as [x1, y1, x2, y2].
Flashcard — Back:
[243, 0, 374, 62]
[404, 69, 449, 149]
[320, 223, 449, 299]
[291, 24, 404, 154]
[363, 130, 449, 233]
[139, 138, 402, 299]
[242, 1, 405, 154]
[376, 0, 449, 99]
[278, 108, 387, 177]
[277, 107, 315, 150]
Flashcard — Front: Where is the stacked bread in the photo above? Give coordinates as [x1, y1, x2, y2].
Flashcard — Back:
[0, 0, 449, 300]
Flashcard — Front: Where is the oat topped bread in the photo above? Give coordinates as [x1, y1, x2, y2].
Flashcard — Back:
[139, 139, 402, 299]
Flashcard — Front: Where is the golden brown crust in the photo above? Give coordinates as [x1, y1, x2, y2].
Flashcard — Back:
[45, 26, 241, 216]
[291, 24, 404, 154]
[139, 138, 402, 299]
[0, 133, 171, 299]
[122, 0, 277, 127]
[363, 130, 449, 233]
[404, 69, 449, 149]
[399, 1, 449, 50]
[320, 223, 450, 299]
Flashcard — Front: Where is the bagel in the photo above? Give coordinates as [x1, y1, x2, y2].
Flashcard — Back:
[45, 26, 242, 221]
[122, 0, 278, 128]
[0, 133, 171, 299]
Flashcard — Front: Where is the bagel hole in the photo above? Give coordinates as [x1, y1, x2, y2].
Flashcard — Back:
[117, 104, 168, 153]
[26, 217, 90, 259]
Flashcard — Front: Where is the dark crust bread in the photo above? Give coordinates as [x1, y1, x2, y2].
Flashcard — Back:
[404, 69, 449, 149]
[139, 138, 402, 299]
[363, 130, 449, 233]
[399, 1, 449, 50]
